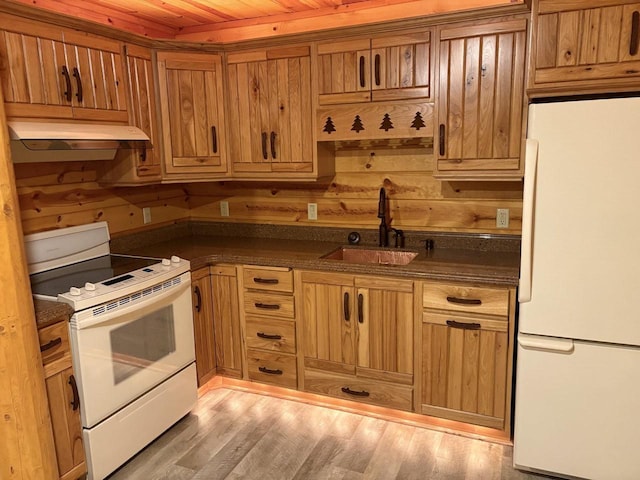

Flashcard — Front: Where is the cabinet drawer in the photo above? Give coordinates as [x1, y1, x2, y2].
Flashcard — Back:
[246, 317, 296, 354]
[243, 266, 293, 293]
[304, 369, 413, 411]
[423, 282, 509, 317]
[38, 321, 70, 366]
[247, 350, 297, 389]
[244, 291, 295, 318]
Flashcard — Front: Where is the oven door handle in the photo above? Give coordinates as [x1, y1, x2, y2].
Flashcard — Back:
[71, 275, 192, 330]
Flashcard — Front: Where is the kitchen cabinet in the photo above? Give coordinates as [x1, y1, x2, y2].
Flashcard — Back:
[315, 30, 432, 105]
[191, 267, 216, 386]
[529, 0, 640, 95]
[156, 51, 228, 181]
[211, 264, 243, 377]
[420, 281, 515, 430]
[240, 265, 297, 388]
[226, 46, 322, 179]
[0, 13, 127, 122]
[99, 44, 162, 185]
[435, 18, 527, 180]
[38, 320, 86, 480]
[297, 270, 414, 410]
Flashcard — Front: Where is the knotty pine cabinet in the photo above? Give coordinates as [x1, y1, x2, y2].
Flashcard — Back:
[211, 264, 243, 378]
[315, 30, 432, 105]
[530, 0, 640, 95]
[420, 282, 516, 431]
[38, 320, 86, 480]
[191, 267, 217, 386]
[297, 270, 415, 411]
[435, 18, 527, 180]
[156, 51, 228, 181]
[0, 13, 127, 122]
[226, 46, 322, 179]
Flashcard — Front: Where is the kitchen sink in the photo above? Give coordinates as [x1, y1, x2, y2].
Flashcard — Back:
[321, 247, 418, 266]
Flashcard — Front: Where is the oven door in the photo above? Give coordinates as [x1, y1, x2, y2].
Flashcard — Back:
[69, 272, 195, 429]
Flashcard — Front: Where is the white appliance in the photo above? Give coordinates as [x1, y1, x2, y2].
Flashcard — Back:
[514, 98, 640, 480]
[26, 222, 198, 480]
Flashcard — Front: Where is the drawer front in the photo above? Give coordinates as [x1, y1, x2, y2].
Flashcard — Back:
[423, 282, 509, 317]
[244, 291, 295, 319]
[304, 369, 413, 411]
[246, 317, 296, 354]
[243, 266, 293, 293]
[247, 350, 297, 389]
[38, 321, 70, 365]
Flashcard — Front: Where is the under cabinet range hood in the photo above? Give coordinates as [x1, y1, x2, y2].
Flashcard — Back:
[7, 121, 151, 163]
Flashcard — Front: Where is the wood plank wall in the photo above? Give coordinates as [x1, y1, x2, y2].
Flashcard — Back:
[14, 147, 522, 236]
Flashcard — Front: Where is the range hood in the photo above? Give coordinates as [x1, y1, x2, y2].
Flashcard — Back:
[8, 121, 151, 163]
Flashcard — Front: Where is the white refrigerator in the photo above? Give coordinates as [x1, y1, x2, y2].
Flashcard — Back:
[514, 97, 640, 480]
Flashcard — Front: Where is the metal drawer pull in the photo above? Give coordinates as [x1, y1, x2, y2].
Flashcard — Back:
[446, 320, 481, 330]
[374, 53, 381, 86]
[357, 293, 364, 323]
[72, 67, 83, 102]
[261, 132, 268, 159]
[446, 296, 482, 306]
[255, 302, 280, 310]
[631, 11, 640, 55]
[257, 332, 282, 340]
[253, 277, 279, 284]
[359, 55, 365, 87]
[194, 286, 202, 313]
[259, 366, 283, 375]
[211, 126, 218, 153]
[270, 131, 277, 159]
[61, 65, 72, 101]
[40, 337, 62, 352]
[344, 292, 350, 321]
[439, 123, 446, 156]
[69, 375, 80, 411]
[341, 386, 370, 397]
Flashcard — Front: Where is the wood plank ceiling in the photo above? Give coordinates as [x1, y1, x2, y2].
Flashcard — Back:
[8, 0, 522, 42]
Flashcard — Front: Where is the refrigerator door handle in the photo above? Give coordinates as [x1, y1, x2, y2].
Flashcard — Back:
[519, 139, 539, 303]
[518, 333, 574, 353]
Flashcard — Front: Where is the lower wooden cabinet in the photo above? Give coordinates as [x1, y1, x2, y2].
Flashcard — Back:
[191, 267, 216, 386]
[247, 350, 297, 389]
[211, 265, 243, 377]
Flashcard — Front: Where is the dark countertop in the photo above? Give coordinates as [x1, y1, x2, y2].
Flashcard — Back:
[34, 298, 74, 329]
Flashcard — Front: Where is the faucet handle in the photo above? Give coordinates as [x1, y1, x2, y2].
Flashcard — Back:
[391, 228, 405, 248]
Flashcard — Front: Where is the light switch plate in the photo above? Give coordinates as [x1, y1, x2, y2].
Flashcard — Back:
[308, 203, 318, 221]
[220, 201, 229, 217]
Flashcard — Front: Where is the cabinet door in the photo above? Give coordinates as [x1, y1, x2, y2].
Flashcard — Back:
[316, 38, 372, 105]
[421, 312, 509, 429]
[45, 368, 85, 480]
[191, 268, 216, 386]
[299, 271, 357, 374]
[227, 46, 313, 175]
[355, 277, 414, 384]
[531, 1, 640, 93]
[157, 51, 228, 178]
[211, 265, 242, 377]
[436, 19, 527, 179]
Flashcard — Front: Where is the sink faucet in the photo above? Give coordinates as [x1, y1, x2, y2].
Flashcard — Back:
[378, 188, 389, 247]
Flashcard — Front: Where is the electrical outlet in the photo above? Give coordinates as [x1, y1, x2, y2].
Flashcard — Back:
[143, 207, 151, 224]
[496, 208, 510, 229]
[220, 201, 229, 217]
[307, 203, 318, 221]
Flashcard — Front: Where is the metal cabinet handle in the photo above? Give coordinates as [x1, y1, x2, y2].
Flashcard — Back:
[261, 132, 268, 159]
[255, 302, 280, 310]
[69, 375, 80, 411]
[341, 386, 370, 397]
[631, 11, 640, 55]
[72, 67, 83, 102]
[257, 332, 282, 340]
[194, 286, 202, 313]
[211, 126, 218, 154]
[40, 337, 62, 352]
[253, 277, 278, 285]
[61, 65, 72, 101]
[270, 131, 277, 159]
[259, 366, 283, 375]
[439, 124, 446, 156]
[357, 293, 364, 324]
[359, 56, 365, 88]
[446, 296, 482, 306]
[374, 54, 381, 86]
[446, 320, 481, 330]
[140, 147, 147, 163]
[344, 292, 350, 321]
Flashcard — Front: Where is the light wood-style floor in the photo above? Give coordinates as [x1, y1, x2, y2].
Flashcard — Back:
[108, 388, 556, 479]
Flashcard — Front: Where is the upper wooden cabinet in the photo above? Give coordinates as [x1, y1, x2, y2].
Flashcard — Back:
[226, 46, 320, 179]
[0, 14, 127, 122]
[530, 0, 640, 95]
[435, 18, 527, 180]
[156, 51, 228, 181]
[315, 30, 432, 105]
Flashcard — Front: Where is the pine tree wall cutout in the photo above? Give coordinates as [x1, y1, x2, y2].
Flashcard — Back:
[411, 112, 426, 130]
[323, 116, 336, 134]
[379, 113, 394, 131]
[351, 115, 364, 133]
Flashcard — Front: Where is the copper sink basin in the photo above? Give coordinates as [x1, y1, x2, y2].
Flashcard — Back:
[322, 247, 418, 266]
